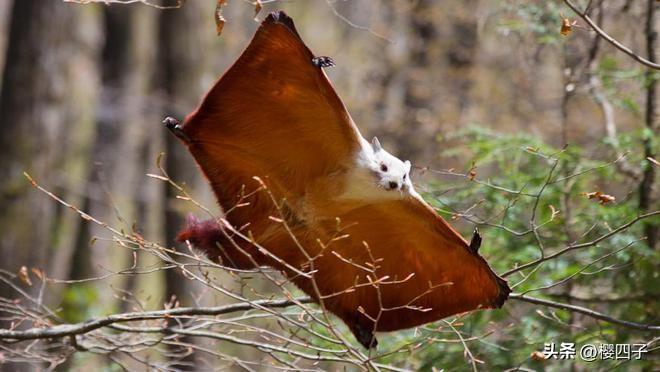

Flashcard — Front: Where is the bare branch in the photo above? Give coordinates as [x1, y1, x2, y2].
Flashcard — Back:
[563, 0, 660, 69]
[0, 298, 313, 341]
[503, 211, 660, 277]
[63, 0, 183, 9]
[510, 293, 660, 332]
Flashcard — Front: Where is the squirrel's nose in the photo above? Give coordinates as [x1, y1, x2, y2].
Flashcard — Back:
[388, 181, 398, 190]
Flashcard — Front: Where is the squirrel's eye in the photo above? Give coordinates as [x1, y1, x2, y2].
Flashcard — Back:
[403, 174, 407, 180]
[380, 164, 388, 172]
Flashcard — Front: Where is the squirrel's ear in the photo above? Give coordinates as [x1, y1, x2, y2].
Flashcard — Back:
[371, 137, 382, 152]
[404, 160, 411, 173]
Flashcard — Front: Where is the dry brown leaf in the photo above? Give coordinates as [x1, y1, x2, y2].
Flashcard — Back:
[531, 351, 546, 361]
[18, 266, 32, 286]
[31, 267, 44, 281]
[581, 191, 616, 205]
[215, 0, 227, 36]
[559, 13, 577, 36]
[468, 162, 477, 181]
[253, 0, 262, 19]
[560, 19, 572, 36]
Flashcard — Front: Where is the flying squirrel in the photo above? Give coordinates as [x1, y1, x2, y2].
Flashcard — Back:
[165, 11, 509, 349]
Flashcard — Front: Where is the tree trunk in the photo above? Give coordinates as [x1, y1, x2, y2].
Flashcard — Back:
[156, 3, 220, 367]
[640, 0, 658, 250]
[79, 5, 159, 311]
[0, 0, 13, 90]
[0, 0, 100, 299]
[0, 1, 101, 370]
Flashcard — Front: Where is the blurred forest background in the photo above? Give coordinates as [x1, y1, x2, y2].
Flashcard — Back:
[0, 0, 657, 370]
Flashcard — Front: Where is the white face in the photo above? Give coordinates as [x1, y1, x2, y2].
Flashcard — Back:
[369, 137, 413, 192]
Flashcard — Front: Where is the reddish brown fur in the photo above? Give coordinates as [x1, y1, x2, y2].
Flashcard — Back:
[176, 215, 249, 268]
[171, 11, 509, 348]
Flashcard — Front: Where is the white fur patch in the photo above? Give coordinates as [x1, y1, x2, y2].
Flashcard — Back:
[337, 137, 418, 202]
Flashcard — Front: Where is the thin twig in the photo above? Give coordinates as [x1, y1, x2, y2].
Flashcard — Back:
[0, 298, 313, 341]
[563, 0, 660, 69]
[510, 293, 660, 332]
[503, 211, 660, 277]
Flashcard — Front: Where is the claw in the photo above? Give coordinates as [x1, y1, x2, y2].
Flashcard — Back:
[163, 116, 191, 143]
[311, 56, 335, 68]
[468, 228, 481, 254]
[352, 324, 378, 349]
